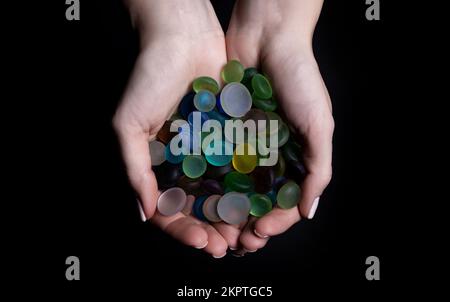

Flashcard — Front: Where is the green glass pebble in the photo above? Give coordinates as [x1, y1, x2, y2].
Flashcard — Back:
[182, 155, 207, 178]
[242, 67, 258, 84]
[221, 60, 245, 83]
[249, 194, 273, 217]
[265, 111, 282, 138]
[252, 93, 278, 112]
[282, 140, 302, 162]
[193, 76, 219, 94]
[224, 171, 253, 192]
[274, 153, 286, 177]
[277, 181, 301, 209]
[277, 122, 290, 147]
[251, 74, 272, 99]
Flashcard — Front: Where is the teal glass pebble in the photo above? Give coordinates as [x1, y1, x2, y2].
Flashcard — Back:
[224, 171, 253, 192]
[252, 93, 278, 112]
[221, 60, 245, 83]
[204, 139, 233, 166]
[220, 83, 252, 117]
[206, 110, 227, 128]
[249, 193, 273, 217]
[165, 141, 186, 164]
[277, 181, 301, 209]
[251, 74, 273, 99]
[193, 76, 220, 94]
[182, 155, 207, 178]
[194, 90, 216, 112]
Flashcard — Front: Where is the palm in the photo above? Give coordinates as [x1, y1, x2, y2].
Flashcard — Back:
[115, 32, 234, 257]
[222, 34, 334, 253]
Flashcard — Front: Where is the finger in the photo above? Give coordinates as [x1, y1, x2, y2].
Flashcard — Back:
[181, 195, 196, 216]
[201, 224, 228, 258]
[152, 211, 209, 249]
[212, 222, 242, 250]
[238, 217, 269, 252]
[254, 207, 301, 238]
[116, 128, 159, 219]
[225, 34, 259, 68]
[297, 117, 333, 219]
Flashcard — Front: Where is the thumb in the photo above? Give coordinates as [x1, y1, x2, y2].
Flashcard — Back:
[113, 122, 159, 220]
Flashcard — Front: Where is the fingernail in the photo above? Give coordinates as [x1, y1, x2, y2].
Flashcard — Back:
[254, 229, 268, 239]
[213, 252, 227, 259]
[308, 197, 320, 219]
[243, 248, 257, 253]
[231, 252, 245, 257]
[136, 198, 147, 222]
[195, 241, 208, 249]
[229, 246, 238, 251]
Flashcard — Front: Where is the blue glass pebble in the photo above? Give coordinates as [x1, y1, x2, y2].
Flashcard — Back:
[179, 92, 196, 119]
[206, 110, 227, 128]
[188, 111, 210, 127]
[194, 90, 216, 112]
[193, 195, 209, 221]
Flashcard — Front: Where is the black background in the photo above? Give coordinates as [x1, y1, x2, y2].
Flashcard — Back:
[9, 0, 410, 297]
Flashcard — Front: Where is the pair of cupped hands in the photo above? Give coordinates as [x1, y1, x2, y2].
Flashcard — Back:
[113, 0, 334, 258]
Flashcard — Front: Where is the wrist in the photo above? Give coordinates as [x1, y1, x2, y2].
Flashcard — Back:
[227, 0, 323, 50]
[125, 0, 223, 45]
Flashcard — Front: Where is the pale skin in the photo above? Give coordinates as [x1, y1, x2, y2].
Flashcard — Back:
[114, 0, 334, 257]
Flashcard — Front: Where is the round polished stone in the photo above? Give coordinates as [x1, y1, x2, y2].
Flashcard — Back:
[277, 122, 290, 147]
[221, 60, 245, 83]
[251, 74, 272, 99]
[266, 190, 277, 205]
[194, 90, 216, 112]
[157, 187, 187, 216]
[274, 153, 286, 177]
[265, 111, 282, 138]
[179, 92, 196, 119]
[165, 141, 186, 164]
[243, 108, 268, 134]
[157, 121, 177, 144]
[202, 194, 222, 222]
[251, 166, 275, 193]
[201, 179, 224, 195]
[232, 143, 257, 174]
[286, 160, 307, 183]
[217, 192, 251, 225]
[149, 140, 166, 166]
[188, 111, 209, 127]
[252, 94, 278, 112]
[193, 76, 219, 94]
[282, 140, 302, 162]
[277, 181, 301, 209]
[249, 194, 273, 217]
[153, 162, 184, 190]
[224, 171, 253, 193]
[193, 195, 209, 221]
[206, 110, 227, 128]
[182, 155, 207, 178]
[205, 163, 234, 180]
[204, 139, 233, 167]
[242, 67, 258, 85]
[177, 175, 204, 195]
[274, 176, 289, 191]
[220, 83, 252, 118]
